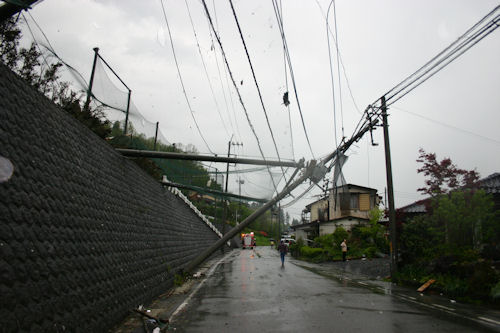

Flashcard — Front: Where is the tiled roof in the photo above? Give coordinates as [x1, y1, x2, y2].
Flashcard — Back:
[478, 172, 500, 194]
[397, 172, 500, 213]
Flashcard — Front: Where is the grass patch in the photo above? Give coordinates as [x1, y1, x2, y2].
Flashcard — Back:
[253, 233, 272, 246]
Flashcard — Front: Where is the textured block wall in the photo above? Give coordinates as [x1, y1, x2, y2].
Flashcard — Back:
[0, 64, 221, 332]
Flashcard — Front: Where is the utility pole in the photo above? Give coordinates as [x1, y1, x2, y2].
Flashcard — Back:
[236, 178, 244, 224]
[381, 96, 398, 276]
[278, 203, 281, 239]
[222, 137, 242, 247]
[215, 168, 220, 226]
[222, 137, 232, 248]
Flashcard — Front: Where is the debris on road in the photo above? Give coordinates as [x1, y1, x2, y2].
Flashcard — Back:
[417, 279, 436, 292]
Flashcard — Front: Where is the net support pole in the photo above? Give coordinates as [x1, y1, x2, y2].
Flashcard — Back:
[84, 47, 99, 111]
[154, 122, 159, 151]
[124, 89, 131, 135]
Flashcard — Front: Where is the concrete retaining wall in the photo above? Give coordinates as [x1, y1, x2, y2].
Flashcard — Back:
[0, 63, 222, 332]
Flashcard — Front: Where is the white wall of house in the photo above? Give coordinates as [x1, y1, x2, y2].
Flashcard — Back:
[319, 218, 368, 236]
[294, 229, 308, 243]
[310, 200, 328, 222]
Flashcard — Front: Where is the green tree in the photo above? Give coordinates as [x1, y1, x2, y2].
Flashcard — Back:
[397, 150, 499, 301]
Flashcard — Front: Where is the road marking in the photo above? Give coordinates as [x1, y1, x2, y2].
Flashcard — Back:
[478, 317, 500, 326]
[358, 282, 368, 286]
[169, 251, 233, 322]
[431, 304, 455, 312]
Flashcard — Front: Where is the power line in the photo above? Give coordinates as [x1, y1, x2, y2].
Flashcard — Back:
[277, 0, 295, 160]
[315, 0, 362, 115]
[272, 0, 315, 159]
[200, 0, 278, 194]
[383, 5, 500, 107]
[205, 18, 239, 139]
[326, 0, 338, 149]
[160, 0, 214, 154]
[228, 0, 288, 185]
[209, 0, 241, 141]
[332, 0, 344, 140]
[392, 106, 500, 146]
[184, 0, 230, 138]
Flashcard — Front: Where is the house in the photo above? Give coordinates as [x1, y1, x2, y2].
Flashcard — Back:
[291, 184, 380, 241]
[477, 172, 500, 210]
[397, 172, 500, 222]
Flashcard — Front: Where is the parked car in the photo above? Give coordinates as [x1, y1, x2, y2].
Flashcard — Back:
[280, 237, 295, 248]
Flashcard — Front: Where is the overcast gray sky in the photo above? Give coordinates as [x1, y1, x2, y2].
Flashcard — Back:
[20, 0, 500, 221]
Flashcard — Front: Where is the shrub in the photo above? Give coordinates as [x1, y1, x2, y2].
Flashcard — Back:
[314, 234, 334, 250]
[364, 246, 377, 258]
[333, 227, 348, 247]
[491, 281, 500, 299]
[435, 274, 469, 298]
[300, 246, 328, 262]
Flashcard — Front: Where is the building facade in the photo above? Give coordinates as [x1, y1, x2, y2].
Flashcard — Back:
[292, 184, 380, 242]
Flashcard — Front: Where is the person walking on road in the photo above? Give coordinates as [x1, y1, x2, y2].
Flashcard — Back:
[341, 239, 348, 262]
[278, 240, 288, 267]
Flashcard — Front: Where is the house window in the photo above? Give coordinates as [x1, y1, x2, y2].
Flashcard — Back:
[350, 195, 359, 209]
[339, 193, 359, 210]
[340, 193, 349, 210]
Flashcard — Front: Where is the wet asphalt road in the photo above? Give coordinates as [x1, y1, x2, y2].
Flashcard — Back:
[169, 247, 499, 332]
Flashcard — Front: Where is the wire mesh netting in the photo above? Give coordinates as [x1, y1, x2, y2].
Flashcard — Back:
[90, 56, 171, 146]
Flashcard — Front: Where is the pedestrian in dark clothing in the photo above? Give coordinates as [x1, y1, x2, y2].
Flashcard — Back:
[278, 240, 288, 267]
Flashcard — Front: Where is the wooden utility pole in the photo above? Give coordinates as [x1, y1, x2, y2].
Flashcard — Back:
[381, 96, 398, 276]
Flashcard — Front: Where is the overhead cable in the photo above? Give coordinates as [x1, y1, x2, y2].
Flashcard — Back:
[272, 0, 316, 159]
[210, 0, 242, 141]
[184, 0, 230, 138]
[315, 0, 362, 114]
[205, 16, 239, 139]
[200, 0, 279, 194]
[332, 0, 345, 139]
[160, 0, 215, 154]
[326, 0, 339, 148]
[392, 106, 500, 146]
[228, 0, 288, 186]
[382, 5, 500, 107]
[277, 0, 296, 160]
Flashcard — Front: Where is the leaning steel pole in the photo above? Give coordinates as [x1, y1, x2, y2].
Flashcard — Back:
[183, 117, 378, 273]
[183, 160, 318, 273]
